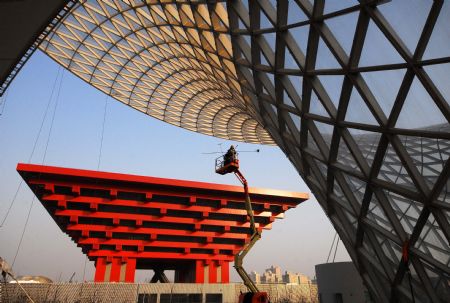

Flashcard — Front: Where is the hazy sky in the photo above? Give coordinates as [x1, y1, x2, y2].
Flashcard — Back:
[0, 52, 350, 282]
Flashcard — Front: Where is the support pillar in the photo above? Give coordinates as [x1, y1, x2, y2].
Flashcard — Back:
[220, 261, 229, 283]
[124, 258, 136, 282]
[94, 257, 106, 282]
[208, 261, 217, 283]
[195, 260, 204, 283]
[110, 257, 121, 282]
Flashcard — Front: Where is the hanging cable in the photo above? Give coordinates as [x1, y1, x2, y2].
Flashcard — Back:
[80, 94, 109, 281]
[97, 95, 108, 170]
[332, 237, 340, 263]
[326, 232, 337, 263]
[0, 66, 63, 228]
[11, 68, 64, 267]
[43, 70, 65, 163]
[12, 197, 35, 267]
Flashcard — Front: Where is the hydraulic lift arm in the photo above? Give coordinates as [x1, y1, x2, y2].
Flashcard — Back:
[233, 169, 261, 294]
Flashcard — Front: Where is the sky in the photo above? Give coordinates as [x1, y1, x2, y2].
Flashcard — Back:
[0, 51, 350, 282]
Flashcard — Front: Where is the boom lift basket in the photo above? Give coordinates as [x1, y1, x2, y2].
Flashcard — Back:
[215, 155, 239, 175]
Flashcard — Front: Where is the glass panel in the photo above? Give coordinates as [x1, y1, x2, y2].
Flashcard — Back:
[415, 212, 450, 266]
[289, 25, 309, 55]
[378, 0, 432, 53]
[337, 138, 363, 174]
[324, 11, 359, 56]
[398, 133, 450, 189]
[347, 129, 381, 167]
[342, 173, 366, 203]
[287, 1, 308, 24]
[315, 38, 341, 69]
[313, 121, 334, 149]
[324, 0, 358, 14]
[360, 20, 405, 67]
[396, 77, 447, 129]
[377, 143, 416, 190]
[361, 69, 406, 117]
[317, 75, 345, 109]
[345, 87, 379, 125]
[423, 63, 450, 107]
[385, 191, 422, 236]
[423, 0, 450, 59]
[418, 259, 450, 302]
[367, 194, 395, 234]
[309, 90, 331, 117]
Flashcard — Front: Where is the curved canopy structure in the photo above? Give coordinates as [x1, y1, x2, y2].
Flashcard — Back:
[39, 0, 272, 144]
[38, 1, 449, 302]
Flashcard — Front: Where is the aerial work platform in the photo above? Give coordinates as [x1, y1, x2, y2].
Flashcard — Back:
[17, 163, 308, 283]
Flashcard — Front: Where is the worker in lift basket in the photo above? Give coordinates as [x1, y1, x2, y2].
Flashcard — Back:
[224, 145, 237, 165]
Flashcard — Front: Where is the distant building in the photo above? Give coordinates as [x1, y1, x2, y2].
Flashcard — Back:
[260, 265, 283, 283]
[251, 266, 312, 285]
[249, 271, 260, 284]
[283, 271, 311, 284]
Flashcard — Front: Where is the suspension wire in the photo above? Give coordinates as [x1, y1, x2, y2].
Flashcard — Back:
[43, 70, 65, 163]
[81, 94, 109, 282]
[97, 95, 109, 170]
[326, 233, 337, 263]
[0, 66, 63, 228]
[11, 68, 64, 268]
[12, 197, 35, 267]
[332, 237, 340, 263]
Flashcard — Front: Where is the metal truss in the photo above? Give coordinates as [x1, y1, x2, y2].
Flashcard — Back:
[41, 1, 450, 302]
[228, 1, 450, 302]
[39, 0, 272, 144]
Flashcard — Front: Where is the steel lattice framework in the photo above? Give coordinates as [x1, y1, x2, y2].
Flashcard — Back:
[39, 1, 450, 302]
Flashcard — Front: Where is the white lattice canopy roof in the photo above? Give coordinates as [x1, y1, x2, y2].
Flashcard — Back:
[40, 0, 273, 144]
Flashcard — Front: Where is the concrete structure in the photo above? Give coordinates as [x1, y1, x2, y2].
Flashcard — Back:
[0, 282, 319, 303]
[1, 1, 449, 301]
[17, 163, 307, 284]
[315, 262, 369, 303]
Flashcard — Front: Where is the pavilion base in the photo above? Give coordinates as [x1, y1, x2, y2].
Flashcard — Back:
[93, 258, 230, 283]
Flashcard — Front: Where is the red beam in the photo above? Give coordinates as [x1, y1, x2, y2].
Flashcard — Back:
[88, 250, 234, 261]
[67, 224, 249, 240]
[18, 163, 308, 203]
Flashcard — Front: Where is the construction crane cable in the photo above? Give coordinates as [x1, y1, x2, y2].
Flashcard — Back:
[0, 66, 63, 228]
[11, 67, 64, 267]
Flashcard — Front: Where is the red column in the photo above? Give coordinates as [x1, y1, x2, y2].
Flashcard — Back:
[208, 261, 217, 283]
[94, 257, 107, 282]
[221, 261, 229, 283]
[125, 258, 136, 282]
[195, 260, 204, 283]
[110, 257, 121, 282]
